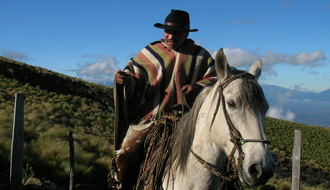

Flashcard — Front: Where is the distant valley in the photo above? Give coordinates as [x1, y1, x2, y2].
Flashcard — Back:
[262, 85, 330, 128]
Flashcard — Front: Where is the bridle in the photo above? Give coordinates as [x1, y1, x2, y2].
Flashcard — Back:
[191, 72, 270, 189]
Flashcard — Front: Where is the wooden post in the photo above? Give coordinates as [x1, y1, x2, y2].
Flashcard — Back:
[10, 93, 24, 190]
[292, 130, 302, 190]
[68, 131, 75, 190]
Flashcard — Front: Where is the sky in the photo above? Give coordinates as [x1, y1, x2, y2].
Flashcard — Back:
[1, 0, 329, 93]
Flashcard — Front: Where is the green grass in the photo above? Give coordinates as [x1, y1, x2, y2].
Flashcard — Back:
[0, 70, 114, 187]
[265, 117, 330, 172]
[1, 56, 329, 189]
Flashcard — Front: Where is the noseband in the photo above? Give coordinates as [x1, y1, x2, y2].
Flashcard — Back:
[191, 72, 270, 188]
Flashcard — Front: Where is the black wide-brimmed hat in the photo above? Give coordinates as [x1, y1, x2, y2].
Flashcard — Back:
[154, 9, 198, 32]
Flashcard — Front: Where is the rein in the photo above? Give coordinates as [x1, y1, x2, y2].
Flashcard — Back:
[191, 72, 270, 189]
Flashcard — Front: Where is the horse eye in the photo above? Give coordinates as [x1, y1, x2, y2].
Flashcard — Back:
[227, 100, 236, 109]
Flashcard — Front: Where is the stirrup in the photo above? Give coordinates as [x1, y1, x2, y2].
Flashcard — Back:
[107, 156, 121, 189]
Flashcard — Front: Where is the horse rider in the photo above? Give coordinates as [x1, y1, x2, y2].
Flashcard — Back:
[109, 9, 217, 189]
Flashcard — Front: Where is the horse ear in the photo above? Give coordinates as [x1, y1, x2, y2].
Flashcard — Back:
[215, 48, 231, 79]
[249, 59, 262, 80]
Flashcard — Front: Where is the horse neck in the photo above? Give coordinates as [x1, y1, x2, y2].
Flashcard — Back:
[164, 86, 229, 189]
[190, 86, 227, 172]
[173, 95, 226, 189]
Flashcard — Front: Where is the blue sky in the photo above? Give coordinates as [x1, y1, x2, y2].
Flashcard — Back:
[1, 0, 329, 92]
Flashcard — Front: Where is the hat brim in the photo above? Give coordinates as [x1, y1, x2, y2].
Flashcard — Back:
[154, 23, 198, 32]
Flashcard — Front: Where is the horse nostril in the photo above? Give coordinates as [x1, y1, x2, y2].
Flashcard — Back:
[249, 164, 262, 179]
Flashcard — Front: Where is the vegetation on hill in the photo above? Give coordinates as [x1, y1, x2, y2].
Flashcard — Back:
[0, 56, 113, 107]
[0, 57, 115, 189]
[264, 118, 330, 189]
[266, 118, 330, 171]
[0, 56, 329, 189]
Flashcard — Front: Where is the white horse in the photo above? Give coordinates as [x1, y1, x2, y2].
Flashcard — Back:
[138, 48, 275, 190]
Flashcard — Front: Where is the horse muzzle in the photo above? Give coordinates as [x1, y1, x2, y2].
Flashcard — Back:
[240, 159, 275, 186]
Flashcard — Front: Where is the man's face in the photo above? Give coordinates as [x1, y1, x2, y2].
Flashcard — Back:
[164, 29, 188, 50]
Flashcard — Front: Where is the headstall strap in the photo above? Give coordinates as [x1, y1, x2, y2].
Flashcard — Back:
[192, 72, 270, 189]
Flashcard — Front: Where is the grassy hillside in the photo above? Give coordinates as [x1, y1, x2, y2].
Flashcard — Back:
[0, 57, 115, 189]
[1, 56, 329, 189]
[266, 118, 330, 171]
[264, 118, 330, 189]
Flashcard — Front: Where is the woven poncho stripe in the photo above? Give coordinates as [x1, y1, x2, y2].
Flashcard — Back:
[124, 39, 217, 121]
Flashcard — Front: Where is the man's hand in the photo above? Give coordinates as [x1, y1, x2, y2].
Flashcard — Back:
[182, 84, 201, 94]
[181, 84, 194, 94]
[181, 84, 202, 107]
[115, 70, 130, 85]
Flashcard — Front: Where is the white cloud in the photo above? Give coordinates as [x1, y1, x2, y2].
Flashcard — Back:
[74, 47, 326, 87]
[76, 54, 119, 86]
[210, 48, 326, 75]
[266, 88, 296, 121]
[267, 107, 295, 121]
[0, 49, 33, 61]
[294, 51, 325, 66]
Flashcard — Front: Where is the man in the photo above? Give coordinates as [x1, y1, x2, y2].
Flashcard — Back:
[109, 9, 217, 189]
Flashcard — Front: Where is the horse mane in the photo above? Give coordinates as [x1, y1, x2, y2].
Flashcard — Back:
[231, 68, 269, 114]
[168, 87, 212, 172]
[167, 69, 269, 174]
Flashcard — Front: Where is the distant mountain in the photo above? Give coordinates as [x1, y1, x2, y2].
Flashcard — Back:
[320, 89, 330, 95]
[261, 85, 330, 128]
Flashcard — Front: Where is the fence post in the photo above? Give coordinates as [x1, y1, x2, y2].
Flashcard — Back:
[68, 131, 75, 190]
[10, 93, 25, 190]
[292, 129, 302, 190]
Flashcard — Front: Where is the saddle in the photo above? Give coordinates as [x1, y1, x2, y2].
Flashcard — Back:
[136, 115, 180, 190]
[108, 114, 181, 190]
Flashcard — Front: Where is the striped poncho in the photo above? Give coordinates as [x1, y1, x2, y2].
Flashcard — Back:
[117, 39, 217, 124]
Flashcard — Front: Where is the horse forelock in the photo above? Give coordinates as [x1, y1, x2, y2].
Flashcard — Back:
[223, 68, 268, 113]
[236, 73, 269, 114]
